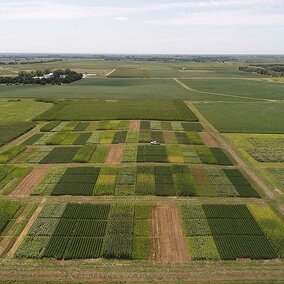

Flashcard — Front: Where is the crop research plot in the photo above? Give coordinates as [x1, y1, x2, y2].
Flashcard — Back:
[0, 58, 283, 283]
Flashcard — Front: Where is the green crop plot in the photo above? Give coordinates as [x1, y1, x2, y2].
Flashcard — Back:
[35, 100, 198, 121]
[32, 165, 258, 198]
[181, 204, 279, 260]
[0, 122, 34, 147]
[196, 102, 284, 133]
[0, 199, 21, 233]
[181, 79, 284, 100]
[39, 147, 79, 164]
[0, 100, 53, 123]
[0, 165, 31, 194]
[16, 203, 151, 260]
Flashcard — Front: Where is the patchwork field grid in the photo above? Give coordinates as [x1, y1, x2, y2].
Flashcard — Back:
[181, 204, 280, 260]
[30, 166, 259, 198]
[16, 203, 152, 260]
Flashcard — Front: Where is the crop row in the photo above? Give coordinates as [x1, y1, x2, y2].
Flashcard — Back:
[0, 122, 34, 147]
[17, 203, 151, 260]
[28, 130, 204, 146]
[33, 166, 258, 198]
[181, 204, 280, 260]
[41, 120, 203, 132]
[0, 199, 21, 233]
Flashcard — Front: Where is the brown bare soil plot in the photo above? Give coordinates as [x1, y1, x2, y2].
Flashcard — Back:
[129, 120, 140, 131]
[191, 167, 211, 186]
[105, 144, 124, 164]
[199, 132, 219, 147]
[10, 168, 48, 197]
[151, 204, 190, 262]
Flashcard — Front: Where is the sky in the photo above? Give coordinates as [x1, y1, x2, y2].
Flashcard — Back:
[0, 0, 283, 54]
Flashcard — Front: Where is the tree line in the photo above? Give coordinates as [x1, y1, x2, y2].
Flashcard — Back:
[0, 59, 63, 65]
[239, 64, 284, 77]
[0, 69, 82, 85]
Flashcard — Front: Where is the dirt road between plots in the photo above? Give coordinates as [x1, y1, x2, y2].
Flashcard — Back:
[151, 204, 190, 262]
[6, 198, 46, 258]
[199, 132, 219, 147]
[105, 144, 123, 164]
[129, 120, 140, 131]
[10, 168, 48, 197]
[105, 69, 116, 77]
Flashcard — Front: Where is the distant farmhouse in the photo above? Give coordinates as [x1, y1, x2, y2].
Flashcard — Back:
[33, 72, 54, 80]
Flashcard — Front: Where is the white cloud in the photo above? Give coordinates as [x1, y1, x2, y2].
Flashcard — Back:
[0, 0, 283, 21]
[145, 11, 284, 27]
[115, 16, 128, 21]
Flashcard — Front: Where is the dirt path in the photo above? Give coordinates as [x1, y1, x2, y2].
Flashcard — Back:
[6, 198, 46, 258]
[10, 168, 48, 197]
[151, 204, 190, 262]
[105, 144, 123, 164]
[188, 103, 276, 202]
[105, 69, 116, 77]
[129, 120, 140, 131]
[173, 78, 277, 102]
[199, 132, 219, 147]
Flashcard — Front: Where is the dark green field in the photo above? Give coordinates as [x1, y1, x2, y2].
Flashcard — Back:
[35, 100, 197, 121]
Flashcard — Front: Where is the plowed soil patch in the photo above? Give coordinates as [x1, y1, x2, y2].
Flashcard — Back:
[199, 132, 219, 147]
[105, 144, 123, 164]
[129, 120, 140, 130]
[151, 204, 190, 262]
[10, 168, 48, 197]
[191, 167, 210, 186]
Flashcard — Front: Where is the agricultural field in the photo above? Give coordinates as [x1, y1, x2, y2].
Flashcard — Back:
[0, 122, 34, 147]
[223, 133, 284, 196]
[108, 68, 149, 78]
[35, 100, 198, 121]
[0, 165, 32, 195]
[181, 204, 281, 260]
[181, 78, 284, 100]
[0, 58, 283, 283]
[9, 119, 235, 167]
[0, 100, 53, 123]
[195, 102, 284, 133]
[16, 203, 151, 260]
[30, 166, 259, 197]
[0, 199, 22, 234]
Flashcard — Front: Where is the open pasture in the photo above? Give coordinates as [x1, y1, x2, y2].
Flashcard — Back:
[16, 203, 151, 260]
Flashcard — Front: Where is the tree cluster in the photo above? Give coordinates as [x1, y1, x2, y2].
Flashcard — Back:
[239, 64, 284, 77]
[0, 69, 82, 85]
[0, 59, 62, 65]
